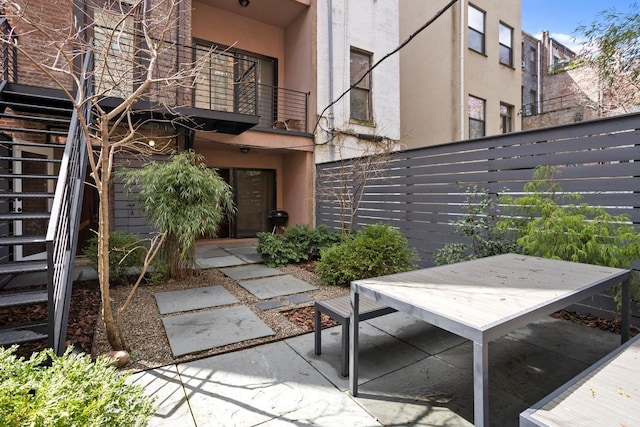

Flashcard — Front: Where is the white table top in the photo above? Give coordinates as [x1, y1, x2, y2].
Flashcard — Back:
[352, 254, 630, 343]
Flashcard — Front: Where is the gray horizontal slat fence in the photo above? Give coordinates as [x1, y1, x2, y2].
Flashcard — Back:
[316, 112, 640, 325]
[316, 112, 640, 270]
[112, 153, 169, 238]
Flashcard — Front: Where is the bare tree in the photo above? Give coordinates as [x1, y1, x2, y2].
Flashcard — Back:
[0, 0, 209, 351]
[316, 135, 397, 237]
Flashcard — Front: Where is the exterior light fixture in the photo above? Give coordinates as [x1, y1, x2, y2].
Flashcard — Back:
[240, 147, 250, 154]
[239, 0, 250, 7]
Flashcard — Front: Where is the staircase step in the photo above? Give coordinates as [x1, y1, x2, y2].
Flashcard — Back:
[0, 322, 48, 346]
[0, 112, 71, 126]
[0, 235, 47, 246]
[0, 156, 62, 163]
[0, 261, 48, 275]
[0, 100, 72, 115]
[0, 139, 65, 149]
[0, 126, 68, 136]
[0, 173, 58, 180]
[0, 289, 48, 308]
[0, 212, 50, 220]
[0, 192, 55, 198]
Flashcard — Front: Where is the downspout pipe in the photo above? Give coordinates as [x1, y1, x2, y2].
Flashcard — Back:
[327, 0, 335, 161]
[537, 39, 541, 111]
[459, 0, 465, 140]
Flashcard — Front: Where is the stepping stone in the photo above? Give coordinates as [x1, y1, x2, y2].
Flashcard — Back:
[285, 294, 312, 304]
[162, 306, 274, 357]
[154, 286, 238, 315]
[220, 264, 283, 281]
[255, 300, 284, 311]
[238, 275, 317, 299]
[196, 256, 245, 269]
[195, 247, 229, 258]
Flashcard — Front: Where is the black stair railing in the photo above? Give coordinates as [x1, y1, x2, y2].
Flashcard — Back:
[0, 17, 17, 83]
[45, 47, 94, 356]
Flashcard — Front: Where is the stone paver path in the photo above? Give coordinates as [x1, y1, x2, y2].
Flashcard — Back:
[154, 285, 238, 315]
[162, 306, 274, 357]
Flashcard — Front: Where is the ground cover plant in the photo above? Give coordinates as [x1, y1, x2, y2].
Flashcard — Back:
[257, 224, 341, 267]
[0, 346, 155, 426]
[83, 231, 146, 284]
[316, 223, 418, 286]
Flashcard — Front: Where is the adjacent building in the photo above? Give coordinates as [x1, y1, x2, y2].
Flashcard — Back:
[399, 0, 522, 148]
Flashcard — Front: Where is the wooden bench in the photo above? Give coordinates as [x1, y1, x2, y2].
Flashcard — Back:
[314, 295, 396, 376]
[520, 333, 640, 426]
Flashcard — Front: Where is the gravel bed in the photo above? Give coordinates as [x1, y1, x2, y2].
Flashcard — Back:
[91, 264, 349, 372]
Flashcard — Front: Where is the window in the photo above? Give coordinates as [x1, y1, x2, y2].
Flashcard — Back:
[500, 103, 513, 133]
[499, 23, 513, 66]
[350, 48, 372, 122]
[468, 5, 485, 54]
[468, 95, 485, 138]
[94, 3, 138, 98]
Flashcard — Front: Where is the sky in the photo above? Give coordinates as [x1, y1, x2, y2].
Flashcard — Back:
[521, 0, 635, 52]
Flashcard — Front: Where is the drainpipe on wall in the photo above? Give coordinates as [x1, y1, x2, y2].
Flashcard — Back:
[537, 39, 541, 112]
[327, 0, 335, 161]
[459, 0, 465, 140]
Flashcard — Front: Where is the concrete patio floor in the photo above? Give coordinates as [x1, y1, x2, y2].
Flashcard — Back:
[129, 240, 624, 426]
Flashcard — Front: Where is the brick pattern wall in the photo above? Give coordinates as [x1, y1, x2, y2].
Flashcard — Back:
[8, 0, 74, 90]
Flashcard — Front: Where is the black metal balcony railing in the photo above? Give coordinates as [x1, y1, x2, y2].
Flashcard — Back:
[521, 93, 583, 117]
[0, 19, 309, 134]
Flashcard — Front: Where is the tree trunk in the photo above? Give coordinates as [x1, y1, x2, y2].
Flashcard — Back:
[97, 135, 126, 351]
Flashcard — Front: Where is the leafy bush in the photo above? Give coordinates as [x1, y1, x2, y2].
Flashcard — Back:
[498, 166, 640, 304]
[83, 231, 145, 284]
[316, 223, 418, 286]
[0, 346, 155, 427]
[434, 186, 518, 265]
[498, 166, 640, 269]
[257, 225, 341, 267]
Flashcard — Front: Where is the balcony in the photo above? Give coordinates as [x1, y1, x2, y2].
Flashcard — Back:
[0, 20, 309, 136]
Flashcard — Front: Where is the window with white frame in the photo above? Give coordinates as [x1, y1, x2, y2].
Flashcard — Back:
[468, 95, 485, 138]
[468, 5, 485, 54]
[350, 48, 373, 122]
[499, 23, 513, 66]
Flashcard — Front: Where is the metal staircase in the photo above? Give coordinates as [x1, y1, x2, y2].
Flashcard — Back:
[0, 85, 73, 348]
[0, 42, 93, 355]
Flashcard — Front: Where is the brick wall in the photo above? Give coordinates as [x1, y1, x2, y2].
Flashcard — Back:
[8, 0, 75, 90]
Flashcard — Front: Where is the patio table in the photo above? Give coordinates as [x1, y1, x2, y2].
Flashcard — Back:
[348, 253, 632, 427]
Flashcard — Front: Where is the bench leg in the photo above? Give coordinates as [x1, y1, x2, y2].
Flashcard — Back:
[341, 320, 349, 377]
[314, 305, 321, 355]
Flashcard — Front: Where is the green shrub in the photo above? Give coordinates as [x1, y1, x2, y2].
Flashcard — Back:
[257, 225, 341, 267]
[0, 346, 155, 427]
[83, 231, 145, 284]
[498, 166, 640, 304]
[316, 223, 418, 286]
[434, 186, 518, 265]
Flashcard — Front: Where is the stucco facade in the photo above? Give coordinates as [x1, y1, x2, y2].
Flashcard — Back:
[399, 0, 522, 148]
[314, 0, 401, 163]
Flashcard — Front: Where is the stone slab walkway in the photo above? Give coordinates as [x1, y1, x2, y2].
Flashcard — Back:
[238, 275, 318, 299]
[153, 285, 238, 315]
[162, 306, 274, 357]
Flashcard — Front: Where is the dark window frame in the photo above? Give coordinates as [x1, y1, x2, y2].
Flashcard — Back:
[468, 95, 486, 139]
[350, 47, 373, 123]
[499, 22, 514, 67]
[468, 4, 486, 54]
